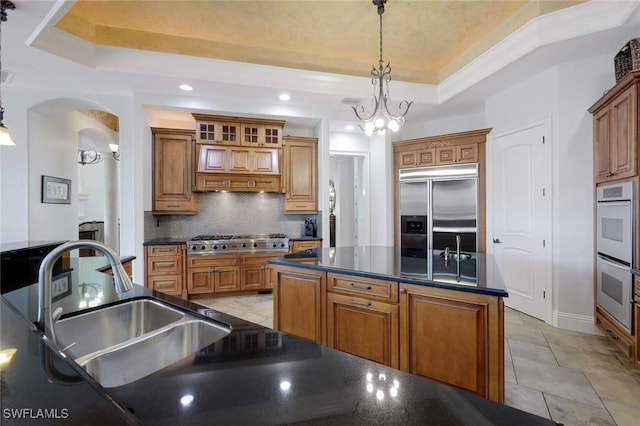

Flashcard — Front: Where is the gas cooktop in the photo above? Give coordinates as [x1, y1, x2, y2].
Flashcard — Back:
[187, 234, 289, 254]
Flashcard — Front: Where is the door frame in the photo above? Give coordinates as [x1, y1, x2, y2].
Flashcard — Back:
[328, 151, 371, 247]
[486, 118, 553, 325]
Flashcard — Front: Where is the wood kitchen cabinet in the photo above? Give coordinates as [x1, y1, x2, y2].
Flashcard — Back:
[273, 265, 325, 344]
[589, 71, 639, 184]
[144, 244, 186, 298]
[399, 282, 504, 403]
[193, 113, 285, 147]
[326, 273, 399, 368]
[196, 145, 279, 175]
[152, 128, 197, 214]
[393, 128, 490, 252]
[186, 255, 239, 294]
[282, 136, 318, 213]
[289, 240, 322, 253]
[239, 252, 282, 290]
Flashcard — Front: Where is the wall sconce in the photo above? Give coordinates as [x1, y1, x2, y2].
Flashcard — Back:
[109, 143, 120, 161]
[78, 149, 103, 166]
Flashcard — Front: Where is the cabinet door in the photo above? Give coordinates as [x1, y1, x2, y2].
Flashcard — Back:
[187, 267, 215, 294]
[241, 264, 264, 290]
[263, 263, 276, 289]
[435, 145, 456, 165]
[398, 151, 417, 168]
[152, 130, 196, 213]
[197, 145, 228, 173]
[416, 148, 436, 166]
[593, 108, 611, 183]
[327, 293, 399, 368]
[197, 121, 240, 145]
[283, 137, 318, 213]
[400, 283, 504, 403]
[252, 149, 279, 174]
[456, 143, 479, 163]
[228, 148, 252, 172]
[273, 266, 325, 344]
[213, 266, 240, 292]
[609, 85, 637, 180]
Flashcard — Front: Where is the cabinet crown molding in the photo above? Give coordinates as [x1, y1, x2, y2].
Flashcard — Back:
[192, 113, 286, 127]
[393, 128, 492, 152]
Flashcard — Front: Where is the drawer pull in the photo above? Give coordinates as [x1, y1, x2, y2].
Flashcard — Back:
[156, 264, 174, 269]
[349, 282, 372, 291]
[349, 299, 372, 307]
[605, 329, 619, 340]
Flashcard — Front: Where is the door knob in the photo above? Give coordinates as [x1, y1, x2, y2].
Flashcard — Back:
[492, 238, 502, 244]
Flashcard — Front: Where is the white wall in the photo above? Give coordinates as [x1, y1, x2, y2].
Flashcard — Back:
[484, 54, 615, 333]
[398, 111, 486, 140]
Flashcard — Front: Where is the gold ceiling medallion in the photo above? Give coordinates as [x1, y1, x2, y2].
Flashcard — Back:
[352, 0, 413, 136]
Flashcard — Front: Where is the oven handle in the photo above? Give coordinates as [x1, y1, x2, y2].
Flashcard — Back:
[597, 253, 631, 271]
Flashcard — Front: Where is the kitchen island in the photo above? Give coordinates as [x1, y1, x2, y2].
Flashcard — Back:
[0, 253, 556, 425]
[269, 246, 507, 403]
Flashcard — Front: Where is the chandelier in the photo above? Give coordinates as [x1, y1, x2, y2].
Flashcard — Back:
[352, 0, 412, 136]
[0, 0, 16, 146]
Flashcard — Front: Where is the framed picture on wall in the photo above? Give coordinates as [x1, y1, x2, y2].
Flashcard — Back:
[41, 175, 71, 204]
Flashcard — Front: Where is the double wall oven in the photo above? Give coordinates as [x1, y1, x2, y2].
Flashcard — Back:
[596, 181, 635, 333]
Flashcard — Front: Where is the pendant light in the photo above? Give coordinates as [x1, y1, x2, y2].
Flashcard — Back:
[352, 0, 412, 136]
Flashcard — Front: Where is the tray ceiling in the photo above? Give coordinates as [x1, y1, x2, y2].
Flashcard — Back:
[55, 0, 585, 85]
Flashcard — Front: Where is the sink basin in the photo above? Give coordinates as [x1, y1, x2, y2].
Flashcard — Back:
[53, 298, 231, 388]
[56, 299, 185, 359]
[78, 319, 231, 388]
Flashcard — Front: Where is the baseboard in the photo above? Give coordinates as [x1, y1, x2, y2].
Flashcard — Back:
[552, 310, 601, 335]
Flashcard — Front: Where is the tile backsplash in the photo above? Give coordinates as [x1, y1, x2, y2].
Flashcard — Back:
[145, 192, 320, 240]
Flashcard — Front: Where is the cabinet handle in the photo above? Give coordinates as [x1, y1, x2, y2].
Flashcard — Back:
[605, 329, 619, 340]
[349, 282, 372, 291]
[348, 298, 372, 307]
[210, 267, 217, 272]
[167, 205, 180, 208]
[605, 172, 614, 178]
[400, 288, 406, 294]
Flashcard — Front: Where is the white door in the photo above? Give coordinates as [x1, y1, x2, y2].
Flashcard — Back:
[491, 122, 550, 321]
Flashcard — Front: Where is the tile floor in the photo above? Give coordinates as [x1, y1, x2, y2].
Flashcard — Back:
[195, 293, 640, 426]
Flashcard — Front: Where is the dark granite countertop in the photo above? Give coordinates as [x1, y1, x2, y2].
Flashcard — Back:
[1, 257, 552, 425]
[269, 246, 508, 298]
[0, 240, 69, 253]
[289, 235, 323, 241]
[143, 237, 189, 246]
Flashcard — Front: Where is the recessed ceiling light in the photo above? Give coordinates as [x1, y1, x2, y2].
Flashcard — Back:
[345, 125, 355, 131]
[279, 93, 291, 101]
[179, 84, 193, 91]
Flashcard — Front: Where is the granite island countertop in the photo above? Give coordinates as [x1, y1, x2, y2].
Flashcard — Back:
[1, 256, 555, 425]
[269, 246, 508, 298]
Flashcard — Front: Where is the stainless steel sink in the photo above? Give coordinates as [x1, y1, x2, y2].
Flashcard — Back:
[56, 299, 186, 359]
[78, 319, 231, 388]
[53, 298, 231, 388]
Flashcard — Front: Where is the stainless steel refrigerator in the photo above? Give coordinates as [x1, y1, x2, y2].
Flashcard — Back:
[399, 163, 478, 257]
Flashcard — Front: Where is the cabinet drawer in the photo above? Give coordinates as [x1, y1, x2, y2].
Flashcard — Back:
[284, 200, 316, 212]
[290, 240, 321, 252]
[187, 255, 237, 268]
[328, 273, 398, 303]
[195, 174, 227, 191]
[147, 257, 182, 275]
[147, 245, 182, 257]
[154, 200, 194, 212]
[148, 275, 182, 295]
[595, 309, 634, 361]
[239, 253, 282, 264]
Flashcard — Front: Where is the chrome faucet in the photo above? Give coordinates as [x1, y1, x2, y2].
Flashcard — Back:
[37, 240, 134, 346]
[455, 235, 462, 282]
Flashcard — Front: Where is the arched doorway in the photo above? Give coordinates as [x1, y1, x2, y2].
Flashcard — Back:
[28, 99, 121, 253]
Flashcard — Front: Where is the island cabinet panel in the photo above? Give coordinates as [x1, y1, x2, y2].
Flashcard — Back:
[399, 283, 504, 403]
[327, 293, 399, 368]
[273, 265, 325, 344]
